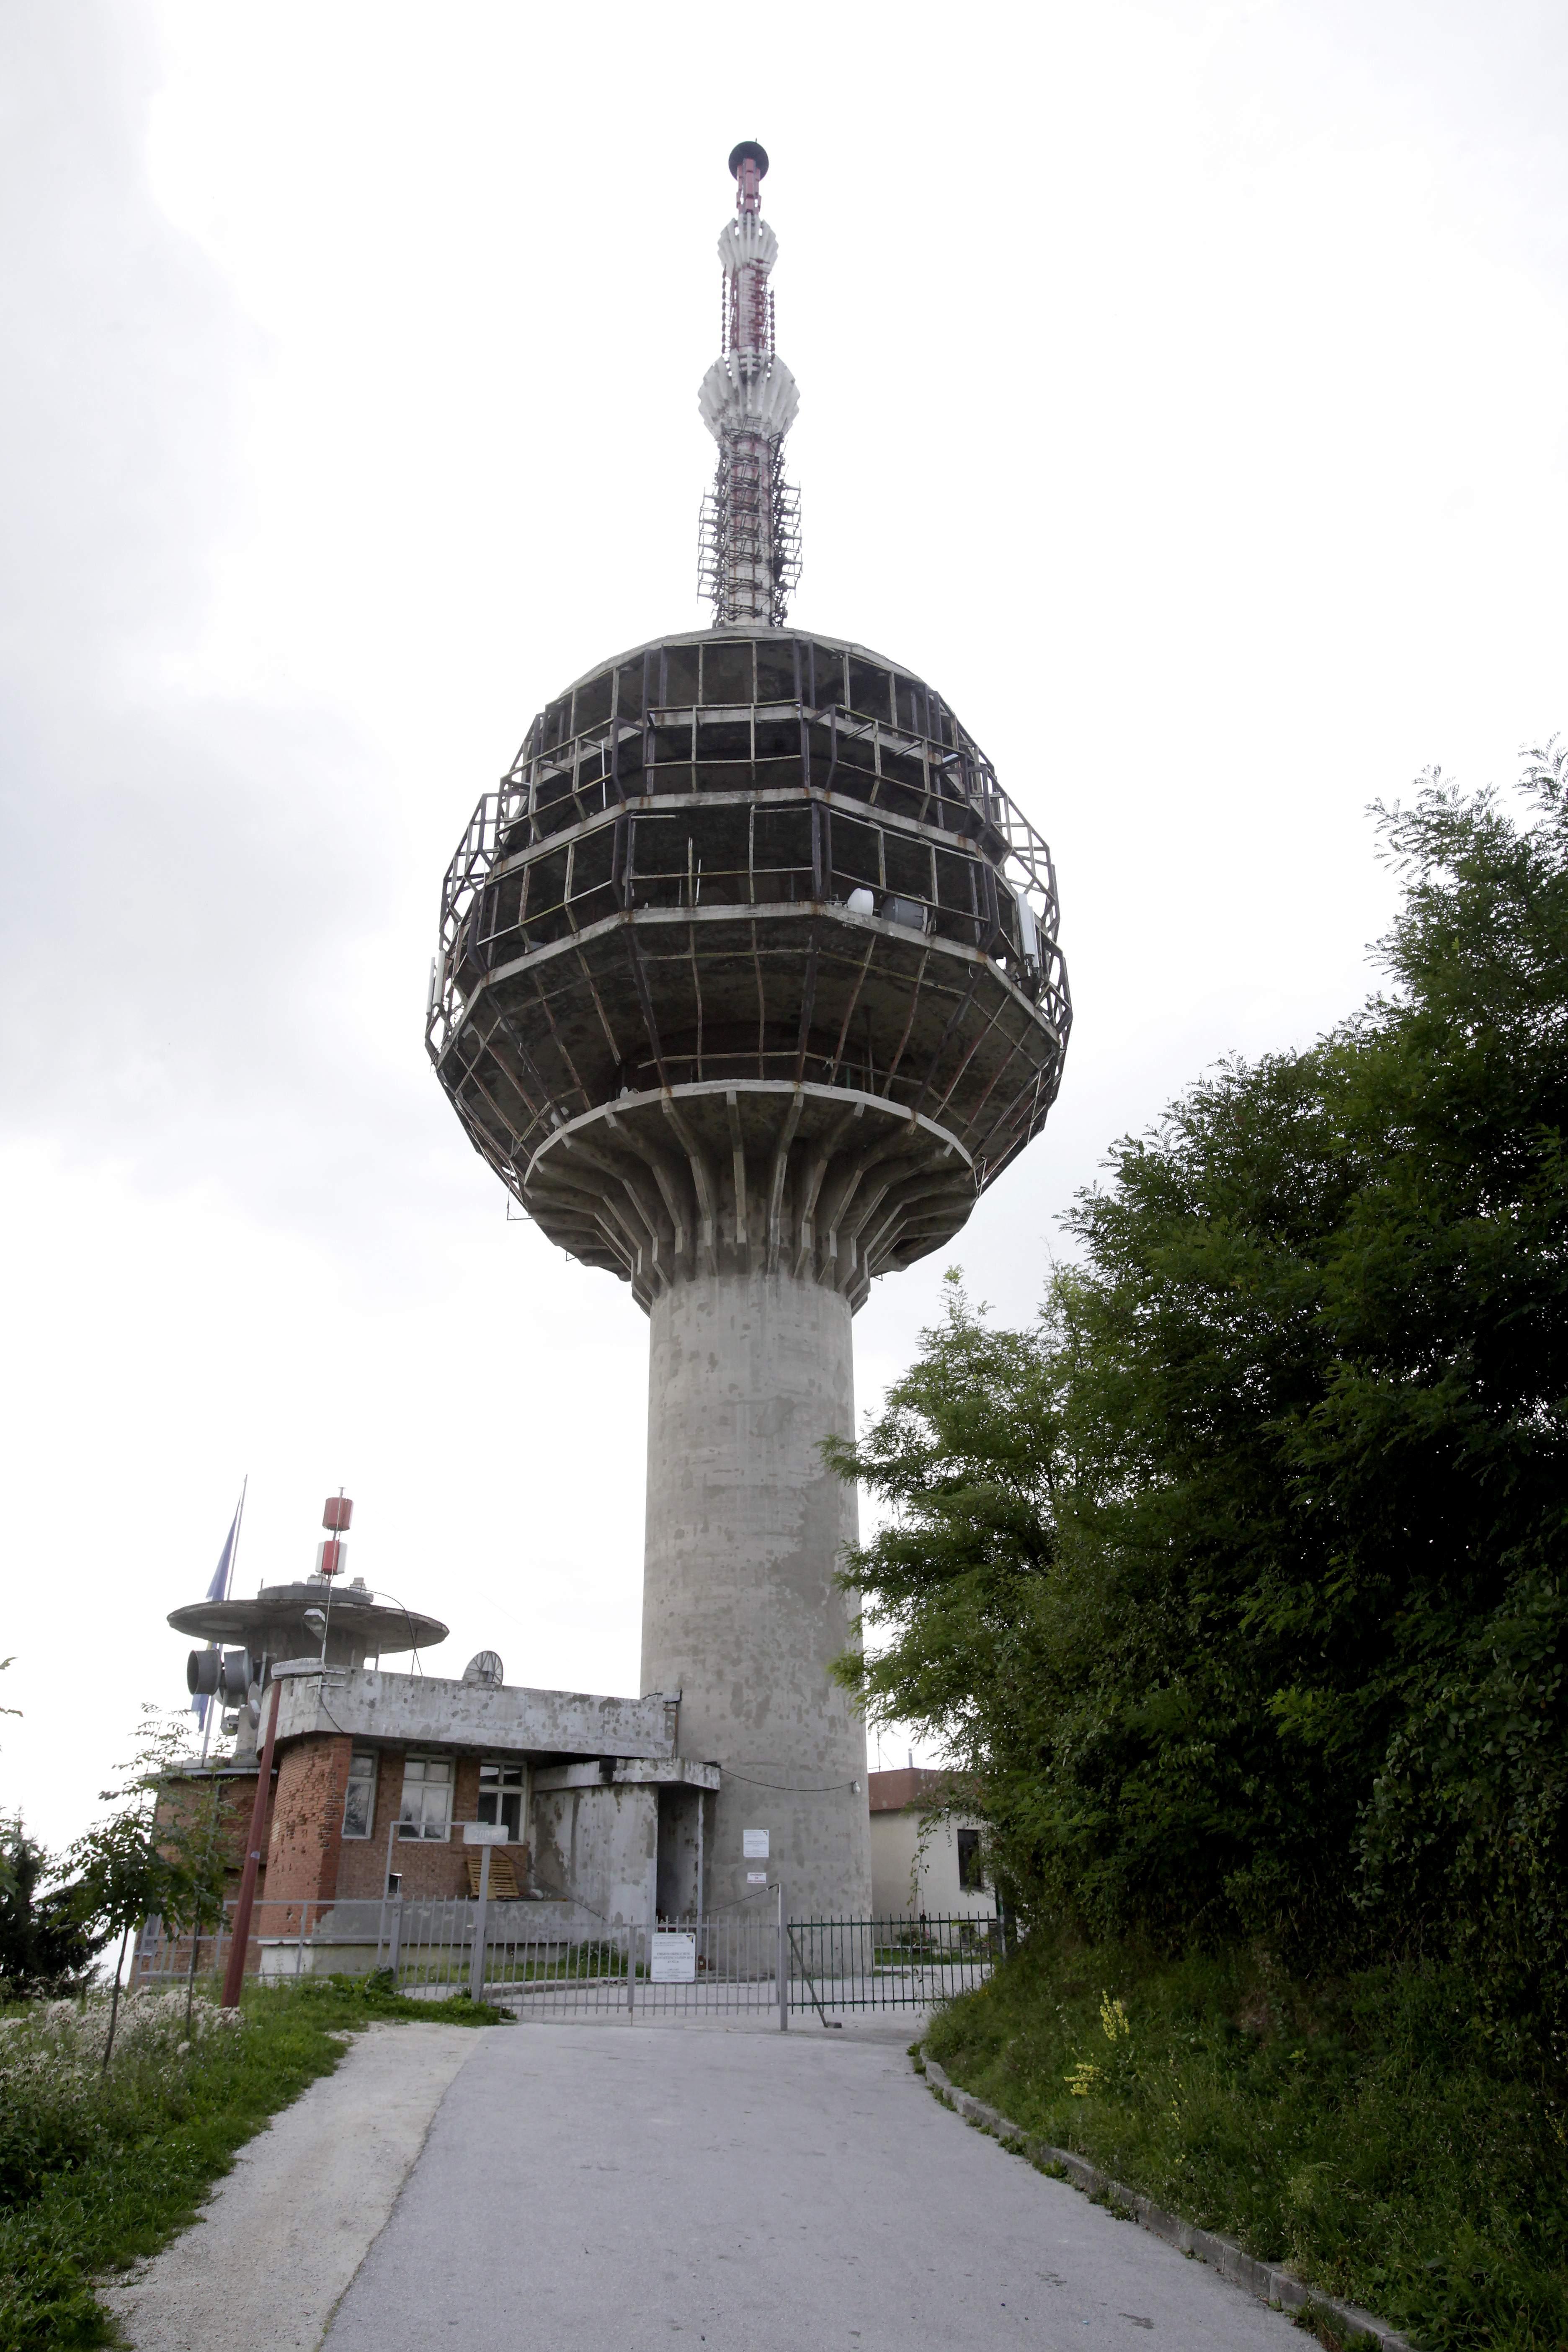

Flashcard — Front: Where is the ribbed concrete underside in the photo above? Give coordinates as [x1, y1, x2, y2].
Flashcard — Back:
[642, 1265, 871, 1920]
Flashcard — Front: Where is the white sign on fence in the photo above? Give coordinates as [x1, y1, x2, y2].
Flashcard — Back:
[742, 1828, 769, 1858]
[650, 1932, 697, 1983]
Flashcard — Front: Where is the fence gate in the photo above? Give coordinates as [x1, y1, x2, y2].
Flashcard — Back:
[132, 1894, 1006, 2027]
[786, 1915, 1004, 2021]
[399, 1886, 789, 2021]
[394, 1893, 1003, 2024]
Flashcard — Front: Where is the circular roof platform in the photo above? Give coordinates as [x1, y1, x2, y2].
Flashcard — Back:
[168, 1580, 447, 1657]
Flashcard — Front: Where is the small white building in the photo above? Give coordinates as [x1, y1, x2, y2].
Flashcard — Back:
[867, 1768, 995, 1920]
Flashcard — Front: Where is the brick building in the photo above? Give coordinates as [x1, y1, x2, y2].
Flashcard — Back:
[157, 1556, 716, 1976]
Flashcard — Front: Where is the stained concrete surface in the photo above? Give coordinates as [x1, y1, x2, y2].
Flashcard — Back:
[643, 1264, 871, 1921]
[324, 2018, 1300, 2352]
[102, 2020, 482, 2352]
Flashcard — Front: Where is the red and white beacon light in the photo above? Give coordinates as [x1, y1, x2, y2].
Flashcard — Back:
[316, 1491, 353, 1578]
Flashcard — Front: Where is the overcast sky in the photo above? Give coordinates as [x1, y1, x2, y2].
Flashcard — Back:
[4, 0, 1566, 1851]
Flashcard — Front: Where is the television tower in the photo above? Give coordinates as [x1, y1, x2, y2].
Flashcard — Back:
[428, 144, 1071, 1918]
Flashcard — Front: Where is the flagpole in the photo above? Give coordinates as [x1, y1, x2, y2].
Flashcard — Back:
[227, 1475, 248, 1603]
[198, 1480, 247, 1769]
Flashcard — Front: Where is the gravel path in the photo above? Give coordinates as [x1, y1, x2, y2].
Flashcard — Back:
[323, 2017, 1301, 2352]
[101, 2019, 483, 2352]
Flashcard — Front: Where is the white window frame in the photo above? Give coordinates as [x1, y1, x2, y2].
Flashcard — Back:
[397, 1754, 454, 1841]
[476, 1758, 526, 1843]
[342, 1750, 377, 1840]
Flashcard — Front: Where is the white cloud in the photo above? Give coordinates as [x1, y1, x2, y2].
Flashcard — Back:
[4, 0, 1566, 1842]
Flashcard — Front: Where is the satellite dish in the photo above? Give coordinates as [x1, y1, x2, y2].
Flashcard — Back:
[246, 1681, 263, 1728]
[462, 1650, 504, 1688]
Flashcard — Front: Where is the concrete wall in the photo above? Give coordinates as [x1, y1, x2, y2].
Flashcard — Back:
[643, 1265, 871, 1919]
[869, 1808, 995, 1921]
[655, 1785, 705, 1918]
[529, 1781, 659, 1928]
[273, 1669, 674, 1758]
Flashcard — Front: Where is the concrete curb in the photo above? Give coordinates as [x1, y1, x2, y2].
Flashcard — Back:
[918, 2053, 1419, 2352]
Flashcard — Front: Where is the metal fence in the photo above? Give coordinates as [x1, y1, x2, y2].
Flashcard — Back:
[132, 1898, 348, 1988]
[788, 1914, 1003, 2018]
[131, 1890, 1006, 2028]
[487, 1891, 790, 2022]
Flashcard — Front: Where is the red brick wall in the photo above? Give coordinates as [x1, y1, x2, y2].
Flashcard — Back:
[155, 1768, 276, 1906]
[248, 1741, 536, 1912]
[326, 1748, 530, 1901]
[265, 1735, 353, 1930]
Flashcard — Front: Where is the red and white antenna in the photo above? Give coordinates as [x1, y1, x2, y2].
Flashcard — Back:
[317, 1489, 352, 1578]
[698, 141, 801, 627]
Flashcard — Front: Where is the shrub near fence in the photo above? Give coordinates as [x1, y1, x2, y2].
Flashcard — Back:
[0, 1971, 507, 2352]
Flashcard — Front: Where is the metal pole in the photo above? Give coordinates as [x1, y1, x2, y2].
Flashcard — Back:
[227, 1474, 248, 1609]
[388, 1895, 403, 1981]
[296, 1898, 308, 1980]
[777, 1881, 788, 2032]
[469, 1844, 491, 2003]
[222, 1676, 281, 2007]
[695, 1787, 704, 1923]
[627, 1921, 635, 2019]
[378, 1816, 399, 1966]
[198, 1476, 248, 1771]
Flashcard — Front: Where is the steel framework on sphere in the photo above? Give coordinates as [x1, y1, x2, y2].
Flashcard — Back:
[427, 625, 1072, 1313]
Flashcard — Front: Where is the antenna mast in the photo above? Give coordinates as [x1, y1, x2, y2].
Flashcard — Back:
[698, 141, 801, 627]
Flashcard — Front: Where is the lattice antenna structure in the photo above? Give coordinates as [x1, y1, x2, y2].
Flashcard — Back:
[697, 142, 801, 627]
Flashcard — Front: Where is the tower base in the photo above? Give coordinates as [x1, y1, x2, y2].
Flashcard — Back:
[642, 1265, 871, 1921]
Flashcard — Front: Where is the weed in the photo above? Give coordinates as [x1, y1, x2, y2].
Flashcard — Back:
[926, 1928, 1566, 2352]
[0, 1973, 506, 2350]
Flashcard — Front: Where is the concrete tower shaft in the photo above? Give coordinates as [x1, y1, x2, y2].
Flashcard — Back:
[644, 1268, 867, 1916]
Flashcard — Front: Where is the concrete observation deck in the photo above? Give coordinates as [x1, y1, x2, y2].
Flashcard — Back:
[427, 624, 1070, 1311]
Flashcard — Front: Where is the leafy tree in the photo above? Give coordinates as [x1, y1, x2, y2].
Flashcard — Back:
[69, 1710, 231, 2060]
[831, 749, 1568, 2043]
[0, 1821, 103, 1997]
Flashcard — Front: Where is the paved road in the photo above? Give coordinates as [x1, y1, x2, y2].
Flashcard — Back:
[104, 2021, 479, 2352]
[325, 2018, 1297, 2352]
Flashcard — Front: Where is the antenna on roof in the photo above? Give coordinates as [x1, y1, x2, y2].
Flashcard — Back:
[698, 142, 801, 627]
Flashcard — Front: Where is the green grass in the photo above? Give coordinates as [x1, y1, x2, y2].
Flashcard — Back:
[925, 1932, 1567, 2352]
[0, 1973, 509, 2352]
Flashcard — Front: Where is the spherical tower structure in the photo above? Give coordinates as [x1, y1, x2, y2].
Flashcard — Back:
[427, 144, 1071, 1918]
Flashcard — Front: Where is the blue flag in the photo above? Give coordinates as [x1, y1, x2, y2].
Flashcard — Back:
[190, 1498, 243, 1727]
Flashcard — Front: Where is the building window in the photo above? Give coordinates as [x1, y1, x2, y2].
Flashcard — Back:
[398, 1755, 454, 1840]
[477, 1759, 525, 1842]
[957, 1828, 985, 1892]
[342, 1751, 377, 1839]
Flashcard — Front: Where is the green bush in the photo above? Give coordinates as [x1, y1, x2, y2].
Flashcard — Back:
[832, 752, 1568, 2044]
[0, 1975, 506, 2351]
[927, 1934, 1568, 2352]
